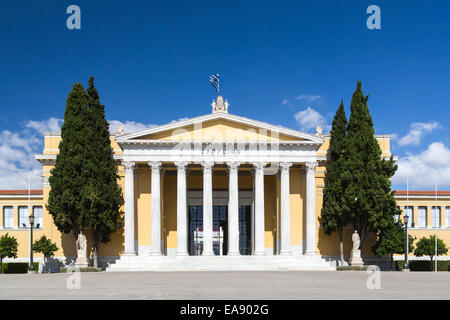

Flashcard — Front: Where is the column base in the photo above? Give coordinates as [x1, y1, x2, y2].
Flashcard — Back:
[227, 251, 241, 256]
[304, 250, 318, 256]
[122, 252, 136, 256]
[176, 252, 189, 256]
[253, 251, 266, 256]
[149, 252, 162, 256]
[279, 251, 292, 256]
[202, 251, 215, 256]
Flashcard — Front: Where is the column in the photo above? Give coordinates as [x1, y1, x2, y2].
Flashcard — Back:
[441, 206, 446, 228]
[13, 206, 18, 228]
[279, 162, 292, 255]
[149, 161, 162, 256]
[253, 162, 267, 256]
[122, 161, 136, 256]
[412, 206, 418, 228]
[227, 161, 240, 256]
[201, 161, 214, 256]
[427, 206, 432, 228]
[175, 161, 189, 256]
[305, 161, 318, 255]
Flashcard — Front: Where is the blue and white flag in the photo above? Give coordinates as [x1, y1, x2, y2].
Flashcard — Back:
[210, 74, 220, 94]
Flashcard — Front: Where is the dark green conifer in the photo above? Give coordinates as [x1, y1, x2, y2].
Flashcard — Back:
[320, 101, 348, 265]
[341, 81, 399, 250]
[47, 83, 89, 242]
[83, 76, 123, 268]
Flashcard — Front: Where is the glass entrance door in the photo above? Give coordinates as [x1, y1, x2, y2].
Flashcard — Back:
[189, 206, 203, 255]
[213, 206, 228, 255]
[239, 205, 251, 255]
[188, 205, 252, 255]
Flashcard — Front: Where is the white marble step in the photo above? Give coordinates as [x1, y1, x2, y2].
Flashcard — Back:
[106, 255, 335, 272]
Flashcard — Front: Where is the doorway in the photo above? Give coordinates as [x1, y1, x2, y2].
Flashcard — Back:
[188, 205, 252, 255]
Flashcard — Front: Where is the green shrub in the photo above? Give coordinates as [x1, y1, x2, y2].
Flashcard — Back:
[336, 266, 368, 271]
[396, 260, 450, 271]
[59, 267, 102, 273]
[1, 262, 40, 273]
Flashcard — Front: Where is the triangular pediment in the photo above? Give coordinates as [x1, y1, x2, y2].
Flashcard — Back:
[115, 112, 323, 144]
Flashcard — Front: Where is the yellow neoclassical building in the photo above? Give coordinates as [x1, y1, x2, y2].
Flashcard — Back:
[1, 96, 449, 270]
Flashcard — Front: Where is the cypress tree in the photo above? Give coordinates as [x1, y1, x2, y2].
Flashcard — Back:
[47, 83, 89, 243]
[320, 101, 348, 265]
[82, 76, 123, 268]
[341, 81, 399, 250]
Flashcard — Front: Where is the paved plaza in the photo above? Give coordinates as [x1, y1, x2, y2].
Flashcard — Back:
[0, 271, 449, 300]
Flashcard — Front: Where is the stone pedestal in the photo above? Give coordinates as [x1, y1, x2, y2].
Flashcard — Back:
[75, 255, 88, 268]
[349, 249, 363, 267]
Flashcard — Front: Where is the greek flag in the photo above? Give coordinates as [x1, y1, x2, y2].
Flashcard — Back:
[210, 74, 220, 94]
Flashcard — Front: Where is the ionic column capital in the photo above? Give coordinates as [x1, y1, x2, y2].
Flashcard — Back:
[201, 161, 214, 173]
[253, 162, 267, 173]
[226, 161, 241, 171]
[304, 161, 318, 174]
[175, 161, 189, 173]
[148, 161, 162, 172]
[122, 161, 136, 173]
[279, 162, 293, 172]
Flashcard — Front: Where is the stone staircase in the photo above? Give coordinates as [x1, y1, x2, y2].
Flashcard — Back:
[106, 255, 336, 272]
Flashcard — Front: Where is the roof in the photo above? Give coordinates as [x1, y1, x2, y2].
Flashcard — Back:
[115, 112, 324, 144]
[394, 191, 450, 196]
[0, 190, 43, 196]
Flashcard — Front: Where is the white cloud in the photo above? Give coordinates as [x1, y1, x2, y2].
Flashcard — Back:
[25, 117, 63, 134]
[294, 94, 322, 103]
[108, 120, 156, 134]
[397, 121, 440, 146]
[0, 127, 43, 190]
[281, 99, 289, 105]
[392, 142, 450, 189]
[294, 107, 330, 133]
[0, 118, 156, 189]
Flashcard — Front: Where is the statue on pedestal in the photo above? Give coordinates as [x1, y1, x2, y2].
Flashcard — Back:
[352, 230, 360, 250]
[349, 230, 364, 267]
[75, 232, 88, 268]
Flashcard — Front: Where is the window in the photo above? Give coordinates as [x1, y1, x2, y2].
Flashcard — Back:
[446, 207, 450, 228]
[404, 206, 413, 228]
[18, 206, 29, 228]
[432, 206, 441, 228]
[418, 207, 427, 228]
[33, 206, 43, 228]
[3, 207, 13, 228]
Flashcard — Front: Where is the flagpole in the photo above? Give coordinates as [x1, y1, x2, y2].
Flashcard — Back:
[406, 176, 409, 268]
[435, 175, 438, 272]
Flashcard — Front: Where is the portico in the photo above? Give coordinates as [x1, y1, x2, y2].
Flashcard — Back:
[119, 160, 318, 257]
[106, 96, 333, 270]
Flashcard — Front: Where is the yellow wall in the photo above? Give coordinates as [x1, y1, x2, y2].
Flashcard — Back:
[0, 196, 45, 258]
[395, 197, 450, 256]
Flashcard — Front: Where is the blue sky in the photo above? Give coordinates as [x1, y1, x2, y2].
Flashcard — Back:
[0, 0, 449, 190]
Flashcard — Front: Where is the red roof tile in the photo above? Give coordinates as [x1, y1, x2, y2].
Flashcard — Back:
[0, 190, 43, 195]
[394, 190, 450, 196]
